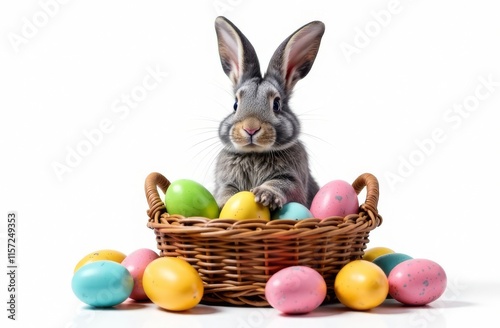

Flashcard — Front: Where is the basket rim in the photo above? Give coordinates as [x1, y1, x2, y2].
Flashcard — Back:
[144, 172, 383, 233]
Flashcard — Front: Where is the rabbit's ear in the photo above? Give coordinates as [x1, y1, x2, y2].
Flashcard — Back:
[266, 21, 325, 93]
[215, 16, 261, 86]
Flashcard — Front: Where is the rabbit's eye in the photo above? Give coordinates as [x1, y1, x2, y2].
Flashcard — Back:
[273, 97, 281, 112]
[233, 100, 238, 111]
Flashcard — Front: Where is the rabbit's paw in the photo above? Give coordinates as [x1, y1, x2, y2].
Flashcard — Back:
[251, 186, 285, 211]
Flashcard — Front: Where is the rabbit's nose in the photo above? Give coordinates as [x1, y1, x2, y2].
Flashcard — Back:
[242, 117, 261, 136]
[244, 127, 260, 136]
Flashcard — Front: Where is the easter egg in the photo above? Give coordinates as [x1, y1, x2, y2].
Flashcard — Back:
[372, 253, 413, 276]
[310, 180, 359, 219]
[272, 202, 313, 220]
[164, 179, 219, 218]
[265, 266, 327, 314]
[334, 260, 389, 310]
[72, 260, 133, 307]
[219, 191, 271, 220]
[143, 257, 204, 311]
[363, 247, 395, 262]
[74, 249, 127, 273]
[388, 258, 447, 305]
[121, 248, 159, 301]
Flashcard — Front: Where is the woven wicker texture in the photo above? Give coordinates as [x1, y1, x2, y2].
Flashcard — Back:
[145, 172, 383, 306]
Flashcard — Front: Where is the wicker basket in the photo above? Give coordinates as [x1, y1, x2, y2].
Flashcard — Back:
[145, 172, 383, 307]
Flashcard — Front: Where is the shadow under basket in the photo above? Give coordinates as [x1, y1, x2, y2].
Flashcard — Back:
[144, 172, 383, 307]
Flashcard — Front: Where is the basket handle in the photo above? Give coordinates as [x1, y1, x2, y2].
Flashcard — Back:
[144, 172, 171, 222]
[352, 173, 379, 218]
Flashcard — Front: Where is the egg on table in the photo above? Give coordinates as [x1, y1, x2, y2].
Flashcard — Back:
[372, 252, 413, 276]
[363, 246, 395, 262]
[265, 266, 327, 314]
[334, 260, 389, 310]
[121, 248, 159, 301]
[143, 257, 204, 311]
[72, 260, 133, 307]
[73, 249, 127, 273]
[388, 258, 447, 305]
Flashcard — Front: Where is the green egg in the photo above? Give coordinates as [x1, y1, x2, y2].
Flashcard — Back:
[164, 179, 219, 219]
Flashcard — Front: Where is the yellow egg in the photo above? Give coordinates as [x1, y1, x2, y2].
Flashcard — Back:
[219, 191, 271, 221]
[74, 249, 127, 273]
[363, 247, 395, 262]
[143, 257, 204, 311]
[334, 260, 389, 310]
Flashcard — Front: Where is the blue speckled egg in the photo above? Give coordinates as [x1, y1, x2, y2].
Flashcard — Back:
[72, 260, 133, 307]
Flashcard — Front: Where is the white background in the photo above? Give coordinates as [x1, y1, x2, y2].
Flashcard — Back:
[1, 0, 499, 327]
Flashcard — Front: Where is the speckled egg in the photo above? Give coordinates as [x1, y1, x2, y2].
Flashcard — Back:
[121, 248, 159, 301]
[164, 179, 219, 219]
[388, 258, 447, 305]
[272, 202, 313, 220]
[265, 266, 327, 314]
[72, 260, 133, 307]
[73, 249, 127, 273]
[310, 180, 359, 219]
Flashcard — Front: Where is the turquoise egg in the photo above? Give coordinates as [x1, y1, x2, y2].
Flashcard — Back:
[372, 253, 413, 277]
[272, 202, 314, 220]
[72, 260, 133, 307]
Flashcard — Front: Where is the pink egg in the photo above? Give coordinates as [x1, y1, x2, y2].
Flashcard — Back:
[265, 266, 327, 314]
[121, 248, 160, 301]
[388, 258, 447, 305]
[310, 180, 359, 219]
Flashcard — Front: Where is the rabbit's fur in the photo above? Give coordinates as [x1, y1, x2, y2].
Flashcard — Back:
[213, 16, 324, 211]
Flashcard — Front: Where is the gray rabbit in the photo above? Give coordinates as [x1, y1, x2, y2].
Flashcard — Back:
[213, 16, 324, 211]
